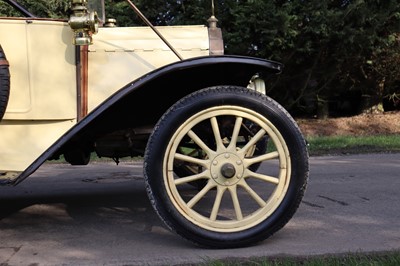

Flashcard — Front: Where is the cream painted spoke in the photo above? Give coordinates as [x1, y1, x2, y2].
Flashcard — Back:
[228, 186, 243, 220]
[238, 128, 266, 156]
[240, 180, 267, 207]
[174, 171, 209, 186]
[210, 186, 227, 221]
[174, 152, 208, 168]
[227, 117, 243, 150]
[187, 130, 215, 155]
[187, 181, 216, 208]
[245, 151, 279, 167]
[210, 117, 225, 151]
[246, 170, 280, 184]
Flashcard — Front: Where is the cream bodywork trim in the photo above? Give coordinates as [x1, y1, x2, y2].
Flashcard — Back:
[0, 119, 76, 174]
[87, 25, 209, 111]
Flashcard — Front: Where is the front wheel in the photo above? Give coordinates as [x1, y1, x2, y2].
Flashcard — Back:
[144, 86, 309, 248]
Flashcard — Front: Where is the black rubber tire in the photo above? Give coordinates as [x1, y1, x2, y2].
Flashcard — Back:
[144, 86, 309, 248]
[0, 45, 10, 121]
[64, 149, 91, 165]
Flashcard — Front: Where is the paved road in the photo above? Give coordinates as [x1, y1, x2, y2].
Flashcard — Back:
[0, 153, 399, 265]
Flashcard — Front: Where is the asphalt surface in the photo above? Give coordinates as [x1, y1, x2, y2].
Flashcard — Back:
[0, 153, 399, 265]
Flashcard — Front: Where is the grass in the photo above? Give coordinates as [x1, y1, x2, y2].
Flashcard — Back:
[305, 134, 400, 156]
[200, 250, 400, 266]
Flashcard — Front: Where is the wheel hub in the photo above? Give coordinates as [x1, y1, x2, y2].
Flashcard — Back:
[221, 163, 235, 178]
[210, 153, 244, 186]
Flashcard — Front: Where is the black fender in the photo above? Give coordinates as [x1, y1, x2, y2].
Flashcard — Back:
[0, 45, 10, 121]
[83, 54, 283, 134]
[12, 55, 283, 185]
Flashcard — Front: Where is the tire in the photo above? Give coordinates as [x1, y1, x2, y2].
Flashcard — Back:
[144, 86, 309, 248]
[0, 45, 10, 121]
[64, 149, 91, 165]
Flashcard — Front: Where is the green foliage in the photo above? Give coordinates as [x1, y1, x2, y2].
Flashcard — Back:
[119, 0, 400, 116]
[251, 0, 400, 116]
[0, 0, 70, 18]
[0, 2, 18, 16]
[104, 0, 211, 26]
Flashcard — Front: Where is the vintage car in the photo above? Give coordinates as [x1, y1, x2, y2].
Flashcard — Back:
[0, 0, 309, 248]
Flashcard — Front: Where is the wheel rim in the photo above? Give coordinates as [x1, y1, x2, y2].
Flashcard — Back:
[164, 106, 291, 232]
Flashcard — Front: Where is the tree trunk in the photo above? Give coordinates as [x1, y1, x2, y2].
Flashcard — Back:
[317, 99, 329, 119]
[358, 94, 384, 114]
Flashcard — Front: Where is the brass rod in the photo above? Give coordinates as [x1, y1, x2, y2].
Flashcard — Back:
[125, 0, 183, 61]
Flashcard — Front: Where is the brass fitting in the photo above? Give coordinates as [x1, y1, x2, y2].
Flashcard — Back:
[68, 0, 99, 45]
[104, 18, 117, 27]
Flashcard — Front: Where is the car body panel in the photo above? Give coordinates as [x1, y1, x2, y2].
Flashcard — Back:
[0, 19, 77, 120]
[87, 25, 210, 111]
